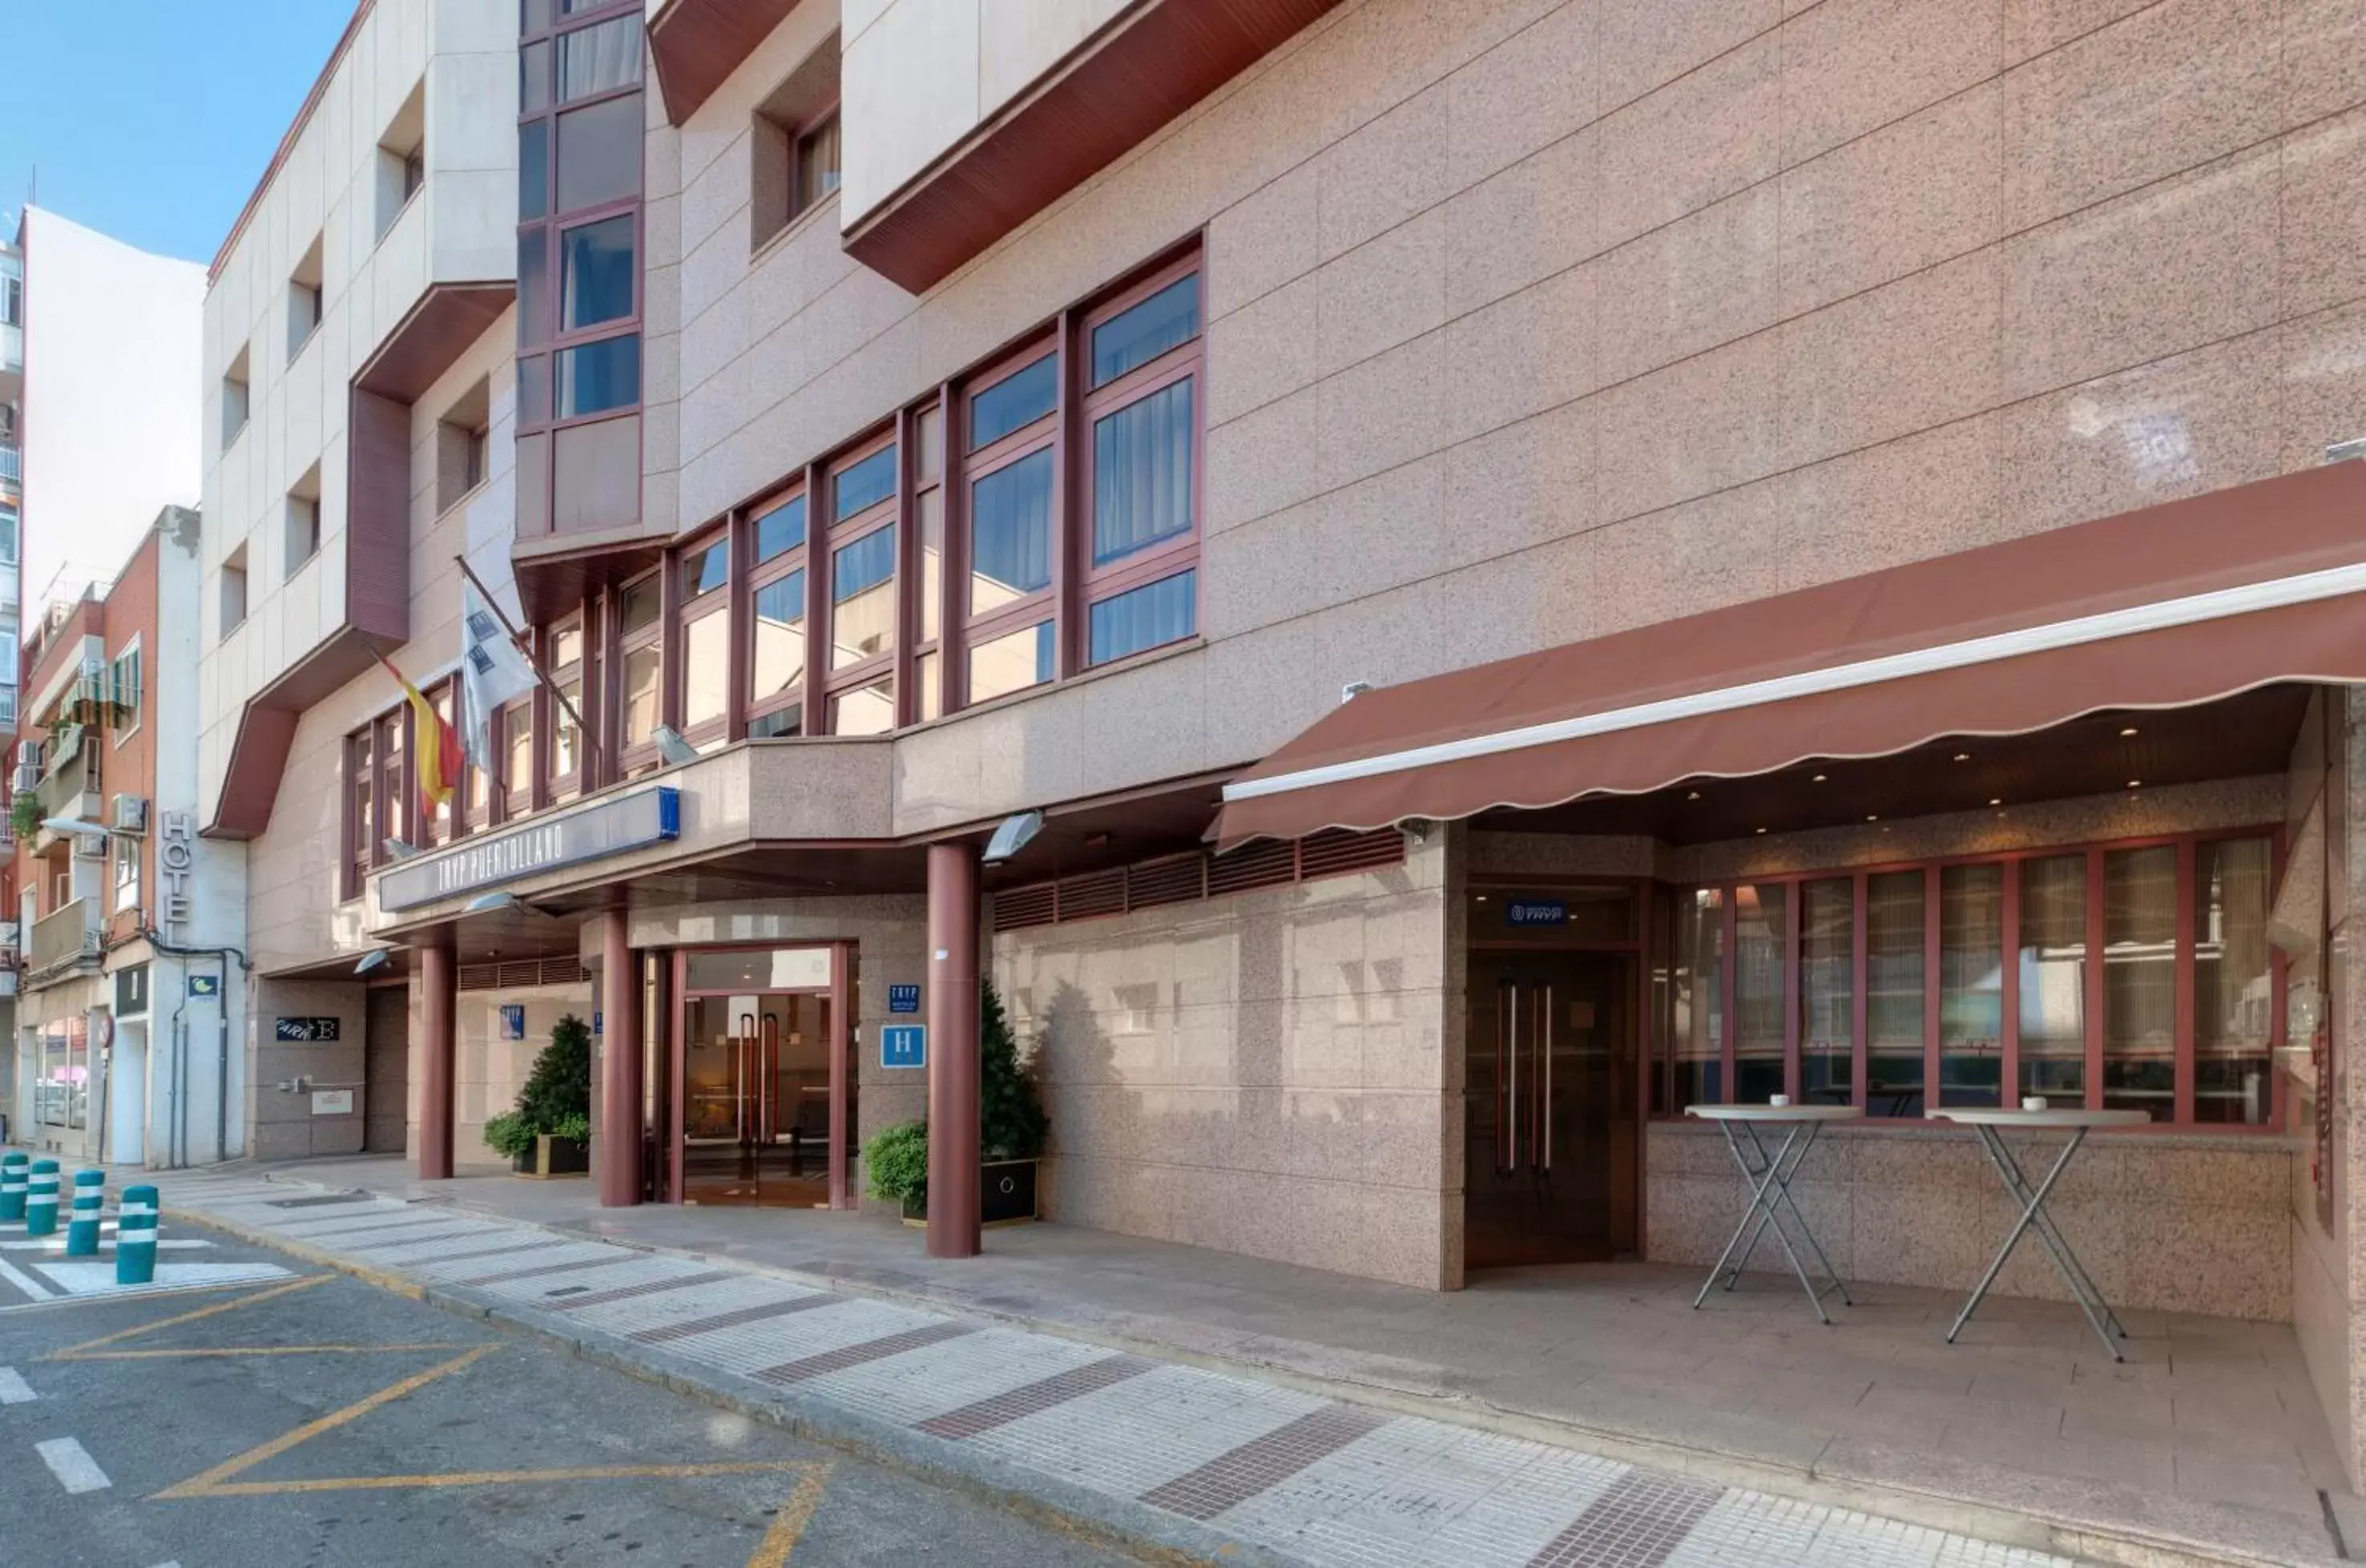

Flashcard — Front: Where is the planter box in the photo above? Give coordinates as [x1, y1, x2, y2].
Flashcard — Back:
[512, 1134, 589, 1179]
[894, 1158, 1042, 1227]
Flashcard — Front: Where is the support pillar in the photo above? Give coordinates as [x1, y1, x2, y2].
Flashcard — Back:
[599, 910, 643, 1207]
[926, 841, 981, 1259]
[417, 930, 456, 1181]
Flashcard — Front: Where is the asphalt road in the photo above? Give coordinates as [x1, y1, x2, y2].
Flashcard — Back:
[0, 1221, 1135, 1568]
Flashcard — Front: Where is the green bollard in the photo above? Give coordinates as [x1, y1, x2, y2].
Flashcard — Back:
[65, 1170, 104, 1256]
[0, 1152, 25, 1223]
[24, 1159, 59, 1237]
[115, 1185, 158, 1286]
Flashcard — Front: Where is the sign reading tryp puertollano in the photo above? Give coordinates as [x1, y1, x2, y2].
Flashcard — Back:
[378, 788, 680, 911]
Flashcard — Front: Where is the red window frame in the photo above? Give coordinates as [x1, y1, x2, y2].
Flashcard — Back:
[744, 482, 810, 738]
[674, 526, 731, 747]
[538, 615, 586, 806]
[615, 567, 664, 768]
[1651, 825, 2287, 1134]
[957, 337, 1060, 707]
[820, 428, 899, 736]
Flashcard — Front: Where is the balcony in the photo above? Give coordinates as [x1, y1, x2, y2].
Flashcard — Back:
[0, 443, 17, 484]
[34, 737, 101, 835]
[29, 898, 100, 977]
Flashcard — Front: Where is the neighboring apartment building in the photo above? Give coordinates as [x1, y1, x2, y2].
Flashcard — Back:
[11, 508, 240, 1165]
[203, 0, 2366, 1489]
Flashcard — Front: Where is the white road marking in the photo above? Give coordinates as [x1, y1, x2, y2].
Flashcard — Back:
[0, 1367, 34, 1404]
[34, 1261, 291, 1296]
[0, 1238, 212, 1252]
[0, 1256, 56, 1299]
[35, 1437, 111, 1493]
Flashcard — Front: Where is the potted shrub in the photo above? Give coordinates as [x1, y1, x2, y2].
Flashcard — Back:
[482, 1013, 593, 1178]
[861, 983, 1050, 1227]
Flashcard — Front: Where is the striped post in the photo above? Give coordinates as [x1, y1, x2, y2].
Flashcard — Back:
[0, 1152, 25, 1223]
[24, 1159, 59, 1238]
[115, 1184, 158, 1286]
[65, 1170, 104, 1256]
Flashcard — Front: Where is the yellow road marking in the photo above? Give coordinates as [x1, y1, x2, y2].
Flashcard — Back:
[748, 1463, 833, 1567]
[59, 1342, 480, 1361]
[43, 1275, 332, 1360]
[180, 1460, 818, 1497]
[154, 1344, 497, 1499]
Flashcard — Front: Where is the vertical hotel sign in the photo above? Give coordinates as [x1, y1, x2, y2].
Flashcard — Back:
[159, 811, 197, 937]
[378, 788, 679, 911]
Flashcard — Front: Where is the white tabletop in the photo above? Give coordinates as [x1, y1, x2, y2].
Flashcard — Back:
[1930, 1108, 2153, 1130]
[1685, 1104, 1865, 1123]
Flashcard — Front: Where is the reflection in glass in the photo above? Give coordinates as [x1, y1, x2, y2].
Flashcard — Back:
[754, 495, 804, 562]
[971, 356, 1057, 449]
[748, 705, 801, 739]
[619, 573, 662, 632]
[831, 529, 894, 668]
[1801, 878, 1852, 1105]
[683, 947, 832, 990]
[751, 571, 804, 703]
[833, 445, 897, 521]
[916, 651, 941, 723]
[2102, 846, 2176, 1118]
[916, 406, 942, 483]
[552, 623, 584, 667]
[622, 644, 660, 746]
[1091, 275, 1199, 386]
[555, 95, 642, 211]
[560, 213, 635, 331]
[503, 703, 532, 800]
[970, 622, 1054, 703]
[917, 488, 942, 642]
[518, 232, 548, 345]
[831, 679, 894, 736]
[2019, 854, 2087, 1104]
[680, 537, 728, 597]
[519, 119, 549, 222]
[554, 677, 582, 778]
[2197, 836, 2274, 1123]
[1087, 570, 1193, 666]
[1865, 870, 1925, 1116]
[1094, 378, 1192, 564]
[1941, 865, 2004, 1106]
[1735, 883, 1787, 1102]
[969, 449, 1053, 614]
[521, 40, 550, 114]
[555, 334, 639, 418]
[558, 14, 641, 100]
[1673, 889, 1723, 1106]
[682, 612, 727, 730]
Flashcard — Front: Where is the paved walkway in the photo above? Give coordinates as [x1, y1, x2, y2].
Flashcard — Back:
[150, 1167, 2106, 1568]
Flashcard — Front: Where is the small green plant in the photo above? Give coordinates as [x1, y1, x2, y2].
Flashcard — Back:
[864, 1120, 929, 1207]
[481, 1013, 595, 1158]
[552, 1111, 591, 1144]
[9, 791, 40, 843]
[979, 982, 1047, 1159]
[481, 1111, 536, 1160]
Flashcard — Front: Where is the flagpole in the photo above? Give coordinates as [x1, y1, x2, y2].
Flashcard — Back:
[453, 554, 601, 779]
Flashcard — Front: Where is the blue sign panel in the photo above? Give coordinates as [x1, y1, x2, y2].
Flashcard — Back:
[593, 1011, 603, 1036]
[187, 973, 221, 1000]
[500, 1005, 526, 1041]
[888, 984, 921, 1015]
[1505, 900, 1568, 928]
[881, 1025, 927, 1070]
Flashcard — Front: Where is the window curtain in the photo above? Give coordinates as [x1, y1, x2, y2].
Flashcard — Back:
[1094, 380, 1193, 564]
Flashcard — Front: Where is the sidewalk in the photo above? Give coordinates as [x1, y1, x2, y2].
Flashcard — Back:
[159, 1156, 2346, 1568]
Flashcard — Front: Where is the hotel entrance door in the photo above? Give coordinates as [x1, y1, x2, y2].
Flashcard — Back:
[681, 992, 833, 1205]
[1465, 949, 1638, 1268]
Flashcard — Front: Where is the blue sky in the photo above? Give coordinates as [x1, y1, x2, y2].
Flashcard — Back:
[0, 2, 361, 263]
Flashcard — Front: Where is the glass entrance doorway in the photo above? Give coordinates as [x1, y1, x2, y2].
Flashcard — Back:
[671, 945, 854, 1208]
[1465, 948, 1639, 1268]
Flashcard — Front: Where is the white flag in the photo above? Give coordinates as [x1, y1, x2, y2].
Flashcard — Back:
[459, 577, 538, 772]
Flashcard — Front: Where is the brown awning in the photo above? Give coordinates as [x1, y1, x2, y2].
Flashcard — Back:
[1215, 464, 2366, 847]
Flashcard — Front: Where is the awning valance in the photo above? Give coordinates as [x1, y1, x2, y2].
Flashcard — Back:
[1215, 463, 2366, 847]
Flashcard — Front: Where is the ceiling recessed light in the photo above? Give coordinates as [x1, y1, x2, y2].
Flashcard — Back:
[1811, 773, 1828, 783]
[1474, 894, 1489, 903]
[1865, 813, 1880, 822]
[2118, 726, 2139, 737]
[2126, 779, 2142, 788]
[1953, 752, 1970, 763]
[1988, 798, 2002, 807]
[1686, 791, 1701, 801]
[1755, 826, 1767, 835]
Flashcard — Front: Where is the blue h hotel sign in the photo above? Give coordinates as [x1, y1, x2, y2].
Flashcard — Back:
[380, 787, 679, 910]
[881, 1026, 926, 1070]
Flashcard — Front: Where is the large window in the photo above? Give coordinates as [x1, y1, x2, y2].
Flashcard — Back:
[1081, 265, 1200, 665]
[964, 347, 1057, 705]
[617, 569, 663, 763]
[824, 437, 897, 736]
[1657, 831, 2281, 1130]
[747, 489, 808, 738]
[677, 530, 730, 743]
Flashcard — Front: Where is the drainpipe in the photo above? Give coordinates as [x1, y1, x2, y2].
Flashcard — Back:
[140, 931, 250, 1165]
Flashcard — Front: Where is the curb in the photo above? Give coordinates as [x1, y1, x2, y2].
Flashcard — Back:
[167, 1190, 2333, 1568]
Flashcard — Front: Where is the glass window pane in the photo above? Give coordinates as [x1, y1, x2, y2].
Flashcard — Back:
[560, 213, 635, 332]
[558, 14, 641, 100]
[518, 354, 548, 423]
[916, 407, 942, 484]
[1801, 878, 1852, 1106]
[519, 119, 550, 222]
[970, 621, 1054, 703]
[833, 445, 897, 522]
[1866, 870, 1925, 1117]
[551, 623, 584, 668]
[753, 494, 805, 562]
[2102, 846, 2177, 1120]
[504, 704, 532, 796]
[969, 449, 1053, 615]
[1734, 883, 1787, 1102]
[522, 0, 552, 32]
[1090, 275, 1199, 387]
[518, 230, 549, 348]
[521, 39, 551, 113]
[682, 947, 832, 991]
[916, 650, 941, 723]
[619, 573, 661, 632]
[2018, 853, 2088, 1105]
[1940, 866, 2005, 1106]
[917, 488, 942, 643]
[622, 643, 660, 745]
[751, 570, 805, 703]
[555, 334, 639, 417]
[1087, 570, 1194, 664]
[681, 611, 728, 730]
[555, 94, 642, 211]
[680, 538, 727, 598]
[2197, 836, 2275, 1124]
[1093, 378, 1192, 564]
[747, 704, 801, 740]
[1675, 889, 1723, 1106]
[554, 676, 582, 776]
[795, 113, 840, 209]
[830, 528, 895, 668]
[970, 355, 1057, 449]
[830, 678, 894, 736]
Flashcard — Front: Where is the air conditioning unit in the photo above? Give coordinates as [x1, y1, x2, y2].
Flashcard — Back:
[111, 794, 147, 834]
[71, 831, 106, 861]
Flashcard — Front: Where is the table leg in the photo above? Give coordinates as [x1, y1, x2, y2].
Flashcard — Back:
[1950, 1126, 2123, 1360]
[1695, 1122, 1849, 1323]
[1979, 1131, 2126, 1341]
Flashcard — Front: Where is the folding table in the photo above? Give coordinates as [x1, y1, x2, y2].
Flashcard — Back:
[1686, 1103, 1862, 1324]
[1932, 1106, 2150, 1360]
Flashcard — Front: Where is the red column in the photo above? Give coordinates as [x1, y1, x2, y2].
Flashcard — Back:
[599, 909, 643, 1207]
[418, 931, 456, 1181]
[926, 842, 981, 1259]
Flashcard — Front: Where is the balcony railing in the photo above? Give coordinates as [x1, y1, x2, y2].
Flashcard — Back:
[35, 738, 99, 824]
[29, 898, 100, 974]
[0, 444, 17, 484]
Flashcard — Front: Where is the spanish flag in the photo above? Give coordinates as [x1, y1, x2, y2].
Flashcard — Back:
[377, 653, 463, 824]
